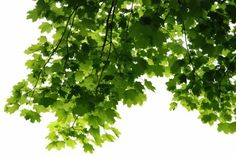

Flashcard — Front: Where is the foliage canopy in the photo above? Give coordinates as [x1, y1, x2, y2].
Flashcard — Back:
[5, 0, 236, 152]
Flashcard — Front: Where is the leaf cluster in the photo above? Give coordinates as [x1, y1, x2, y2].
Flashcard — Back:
[5, 0, 236, 152]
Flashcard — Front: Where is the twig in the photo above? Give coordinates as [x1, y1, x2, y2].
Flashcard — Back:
[30, 6, 79, 98]
[64, 10, 77, 71]
[182, 20, 193, 64]
[96, 0, 117, 94]
[71, 115, 79, 129]
[125, 0, 135, 40]
[99, 0, 116, 59]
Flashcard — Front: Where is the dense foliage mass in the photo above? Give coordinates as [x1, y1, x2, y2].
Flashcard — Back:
[5, 0, 236, 152]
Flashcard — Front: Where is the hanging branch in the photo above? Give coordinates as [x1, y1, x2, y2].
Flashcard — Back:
[125, 0, 135, 40]
[182, 20, 193, 64]
[71, 115, 79, 129]
[99, 0, 117, 59]
[96, 0, 117, 95]
[30, 6, 79, 98]
[64, 10, 77, 71]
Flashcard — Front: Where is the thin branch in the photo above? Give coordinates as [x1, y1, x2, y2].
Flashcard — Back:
[125, 0, 135, 40]
[30, 7, 79, 98]
[64, 10, 77, 71]
[181, 16, 201, 83]
[71, 115, 79, 129]
[182, 20, 193, 64]
[96, 0, 117, 94]
[99, 0, 116, 59]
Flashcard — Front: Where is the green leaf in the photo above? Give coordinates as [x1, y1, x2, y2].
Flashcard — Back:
[39, 97, 57, 107]
[46, 132, 59, 141]
[52, 27, 64, 41]
[142, 0, 151, 6]
[24, 44, 41, 54]
[111, 127, 121, 138]
[80, 76, 96, 90]
[50, 63, 63, 73]
[169, 102, 178, 111]
[73, 105, 90, 116]
[102, 133, 116, 142]
[105, 109, 119, 124]
[27, 9, 39, 22]
[75, 71, 84, 82]
[20, 109, 41, 123]
[83, 143, 94, 153]
[144, 79, 155, 92]
[167, 42, 186, 55]
[123, 89, 147, 107]
[218, 122, 236, 134]
[79, 61, 93, 75]
[4, 103, 20, 114]
[88, 115, 101, 128]
[39, 22, 52, 33]
[55, 109, 67, 122]
[202, 44, 216, 57]
[199, 113, 218, 125]
[46, 141, 65, 150]
[89, 127, 103, 146]
[46, 142, 56, 150]
[66, 139, 77, 148]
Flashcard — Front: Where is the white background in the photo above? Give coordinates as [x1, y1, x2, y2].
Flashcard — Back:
[0, 1, 235, 157]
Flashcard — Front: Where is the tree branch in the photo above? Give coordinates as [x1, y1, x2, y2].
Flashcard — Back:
[30, 6, 79, 98]
[125, 0, 135, 40]
[99, 0, 116, 59]
[96, 0, 117, 95]
[64, 10, 77, 71]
